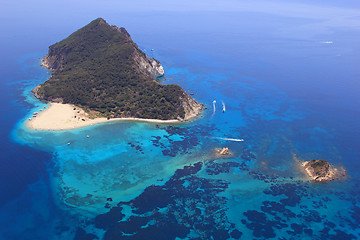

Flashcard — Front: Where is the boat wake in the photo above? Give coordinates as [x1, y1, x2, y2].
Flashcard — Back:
[211, 137, 244, 142]
[212, 100, 216, 117]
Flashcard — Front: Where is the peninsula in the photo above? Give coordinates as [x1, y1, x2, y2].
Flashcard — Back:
[29, 18, 202, 130]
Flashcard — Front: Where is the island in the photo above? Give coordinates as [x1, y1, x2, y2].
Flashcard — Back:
[28, 18, 203, 130]
[301, 159, 346, 183]
[215, 147, 231, 157]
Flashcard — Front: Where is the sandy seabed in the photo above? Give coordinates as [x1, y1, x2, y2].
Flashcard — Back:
[27, 103, 180, 131]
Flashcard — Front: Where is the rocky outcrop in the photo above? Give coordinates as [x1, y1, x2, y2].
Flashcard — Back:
[111, 22, 165, 79]
[180, 91, 203, 121]
[41, 47, 71, 72]
[302, 159, 346, 183]
[31, 85, 41, 99]
[32, 83, 64, 103]
[215, 147, 231, 156]
[133, 54, 164, 79]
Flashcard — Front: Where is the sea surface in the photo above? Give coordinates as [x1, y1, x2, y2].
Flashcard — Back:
[1, 1, 360, 239]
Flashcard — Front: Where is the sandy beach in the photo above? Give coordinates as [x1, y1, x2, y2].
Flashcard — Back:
[26, 103, 180, 131]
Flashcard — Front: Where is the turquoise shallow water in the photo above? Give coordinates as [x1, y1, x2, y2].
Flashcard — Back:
[1, 3, 360, 239]
[8, 49, 360, 239]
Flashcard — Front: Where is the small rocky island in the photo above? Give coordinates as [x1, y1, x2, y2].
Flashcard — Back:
[34, 18, 202, 121]
[215, 147, 231, 156]
[302, 159, 346, 183]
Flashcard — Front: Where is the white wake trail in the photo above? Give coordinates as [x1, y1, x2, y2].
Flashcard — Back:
[211, 137, 244, 142]
[212, 100, 216, 116]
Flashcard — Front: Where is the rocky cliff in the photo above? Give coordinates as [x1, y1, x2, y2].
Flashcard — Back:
[133, 55, 164, 79]
[180, 91, 203, 121]
[36, 18, 202, 121]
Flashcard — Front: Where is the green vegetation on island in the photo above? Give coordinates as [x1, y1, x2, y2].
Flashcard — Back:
[35, 18, 202, 120]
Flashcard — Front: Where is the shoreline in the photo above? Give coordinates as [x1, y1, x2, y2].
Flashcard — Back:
[26, 103, 182, 131]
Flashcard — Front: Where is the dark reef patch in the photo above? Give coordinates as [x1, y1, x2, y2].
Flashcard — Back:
[261, 201, 296, 219]
[301, 209, 322, 223]
[241, 148, 256, 161]
[89, 145, 360, 240]
[95, 161, 242, 239]
[242, 210, 287, 238]
[348, 206, 360, 230]
[248, 171, 278, 183]
[205, 160, 248, 175]
[73, 227, 99, 240]
[104, 219, 189, 240]
[263, 182, 308, 207]
[287, 223, 306, 235]
[152, 124, 218, 157]
[128, 142, 144, 154]
[95, 207, 125, 230]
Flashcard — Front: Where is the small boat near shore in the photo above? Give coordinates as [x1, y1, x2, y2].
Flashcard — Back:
[222, 101, 226, 113]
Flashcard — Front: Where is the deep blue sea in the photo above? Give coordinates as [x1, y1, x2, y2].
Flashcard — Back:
[1, 1, 360, 239]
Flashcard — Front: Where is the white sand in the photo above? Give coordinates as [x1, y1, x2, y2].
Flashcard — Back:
[27, 103, 180, 131]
